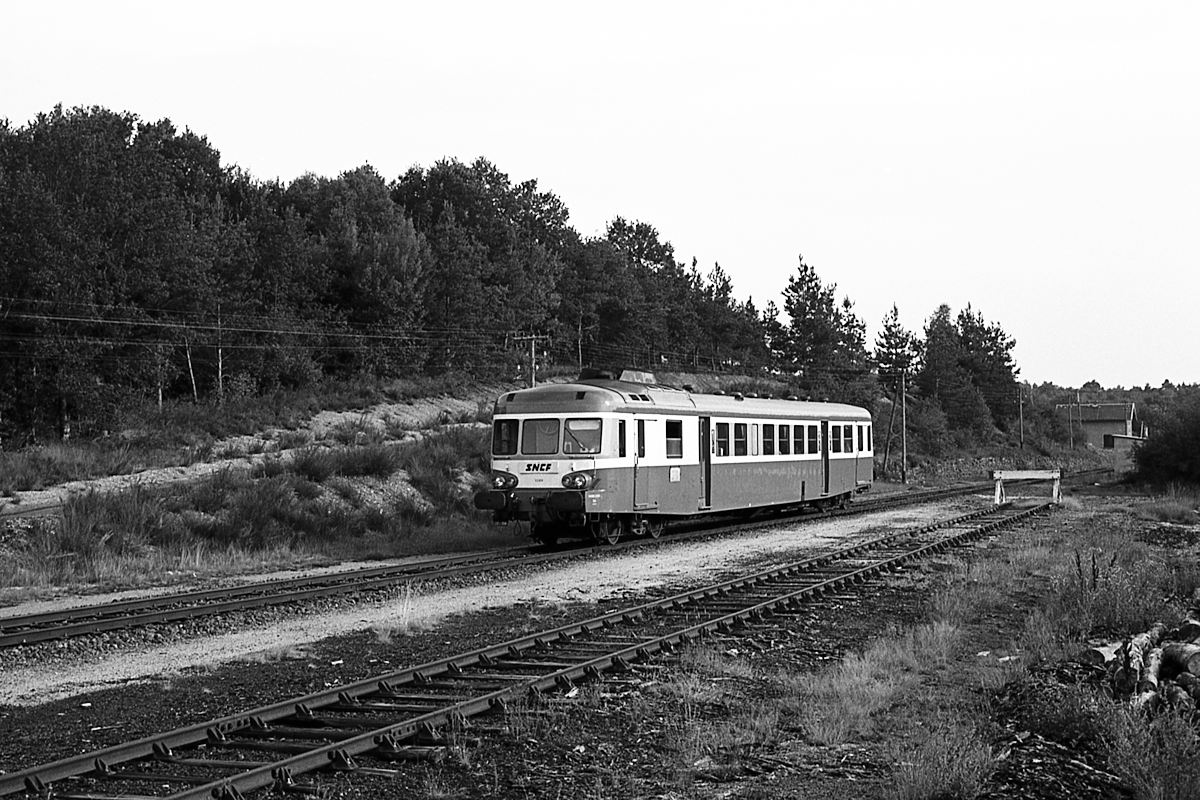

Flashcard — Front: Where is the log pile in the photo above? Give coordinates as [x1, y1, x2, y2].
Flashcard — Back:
[1101, 615, 1200, 712]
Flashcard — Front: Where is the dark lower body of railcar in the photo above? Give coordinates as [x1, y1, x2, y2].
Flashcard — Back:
[475, 455, 872, 545]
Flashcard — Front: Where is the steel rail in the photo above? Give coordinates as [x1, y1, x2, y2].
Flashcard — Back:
[0, 469, 1104, 649]
[0, 547, 555, 647]
[0, 501, 1050, 799]
[0, 481, 982, 648]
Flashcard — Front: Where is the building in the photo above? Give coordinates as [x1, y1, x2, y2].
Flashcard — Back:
[1057, 402, 1148, 451]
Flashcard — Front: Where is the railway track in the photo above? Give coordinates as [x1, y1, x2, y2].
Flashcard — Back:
[0, 470, 1105, 649]
[0, 500, 1052, 799]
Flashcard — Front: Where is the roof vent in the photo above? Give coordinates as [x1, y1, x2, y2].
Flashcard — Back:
[733, 392, 745, 401]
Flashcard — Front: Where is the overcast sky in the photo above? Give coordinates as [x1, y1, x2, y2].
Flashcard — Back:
[4, 1, 1197, 388]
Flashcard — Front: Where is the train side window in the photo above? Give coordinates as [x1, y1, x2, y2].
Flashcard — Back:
[734, 423, 748, 456]
[751, 424, 759, 456]
[522, 418, 560, 455]
[637, 419, 646, 458]
[857, 425, 864, 452]
[795, 425, 805, 455]
[716, 422, 730, 456]
[778, 424, 790, 455]
[619, 420, 626, 458]
[830, 425, 842, 453]
[762, 424, 775, 456]
[492, 419, 519, 455]
[807, 424, 818, 454]
[843, 425, 854, 453]
[866, 424, 872, 451]
[666, 419, 683, 458]
[563, 418, 602, 454]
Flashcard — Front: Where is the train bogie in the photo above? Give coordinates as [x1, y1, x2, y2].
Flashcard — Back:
[473, 372, 873, 543]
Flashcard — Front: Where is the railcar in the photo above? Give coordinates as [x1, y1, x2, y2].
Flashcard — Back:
[473, 370, 874, 544]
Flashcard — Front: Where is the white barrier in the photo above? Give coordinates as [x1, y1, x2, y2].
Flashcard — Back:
[990, 469, 1061, 505]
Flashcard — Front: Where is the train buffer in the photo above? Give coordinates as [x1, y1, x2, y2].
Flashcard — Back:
[990, 469, 1061, 505]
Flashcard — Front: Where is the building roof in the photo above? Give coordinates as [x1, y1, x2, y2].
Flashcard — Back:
[1056, 402, 1137, 422]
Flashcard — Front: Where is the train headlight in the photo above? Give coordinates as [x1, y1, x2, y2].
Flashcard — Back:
[561, 470, 596, 490]
[490, 471, 519, 490]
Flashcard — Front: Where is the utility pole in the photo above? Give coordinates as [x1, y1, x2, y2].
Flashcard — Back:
[512, 334, 548, 388]
[900, 370, 908, 484]
[1070, 395, 1080, 450]
[217, 302, 224, 406]
[1018, 384, 1025, 449]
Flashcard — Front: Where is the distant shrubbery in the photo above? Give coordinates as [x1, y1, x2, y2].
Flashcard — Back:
[1133, 388, 1200, 486]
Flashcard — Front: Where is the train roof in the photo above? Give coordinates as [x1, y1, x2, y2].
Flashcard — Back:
[493, 379, 871, 420]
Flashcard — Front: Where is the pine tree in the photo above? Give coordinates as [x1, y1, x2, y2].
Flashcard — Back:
[875, 304, 918, 393]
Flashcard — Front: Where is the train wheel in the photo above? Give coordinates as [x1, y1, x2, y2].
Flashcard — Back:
[647, 519, 665, 539]
[591, 519, 620, 545]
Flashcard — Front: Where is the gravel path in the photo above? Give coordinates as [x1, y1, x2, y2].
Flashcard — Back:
[0, 502, 965, 706]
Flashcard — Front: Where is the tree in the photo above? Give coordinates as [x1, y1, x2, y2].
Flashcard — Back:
[874, 304, 918, 393]
[916, 304, 994, 443]
[956, 305, 1019, 428]
[778, 257, 870, 401]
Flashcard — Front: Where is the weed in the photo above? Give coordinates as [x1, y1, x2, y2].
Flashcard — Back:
[889, 720, 993, 800]
[1005, 676, 1107, 749]
[1104, 705, 1200, 799]
[371, 583, 421, 641]
[1053, 550, 1174, 637]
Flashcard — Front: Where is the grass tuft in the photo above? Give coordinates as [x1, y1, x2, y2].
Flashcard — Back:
[889, 720, 994, 800]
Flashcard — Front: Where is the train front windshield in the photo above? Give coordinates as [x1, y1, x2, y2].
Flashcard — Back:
[491, 418, 604, 456]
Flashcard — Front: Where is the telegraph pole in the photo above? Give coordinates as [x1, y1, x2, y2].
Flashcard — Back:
[1018, 384, 1025, 449]
[1067, 396, 1074, 449]
[900, 370, 908, 484]
[512, 334, 548, 387]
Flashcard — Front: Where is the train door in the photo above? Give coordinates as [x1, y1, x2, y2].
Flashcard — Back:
[634, 418, 650, 508]
[698, 416, 711, 509]
[820, 420, 831, 495]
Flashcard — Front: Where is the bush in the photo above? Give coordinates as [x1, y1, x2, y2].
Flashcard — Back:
[1133, 389, 1200, 486]
[399, 427, 490, 515]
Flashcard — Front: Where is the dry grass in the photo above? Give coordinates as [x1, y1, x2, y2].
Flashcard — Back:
[888, 719, 994, 800]
[371, 583, 424, 642]
[788, 623, 955, 745]
[656, 647, 782, 782]
[1104, 705, 1200, 800]
[1133, 485, 1200, 524]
